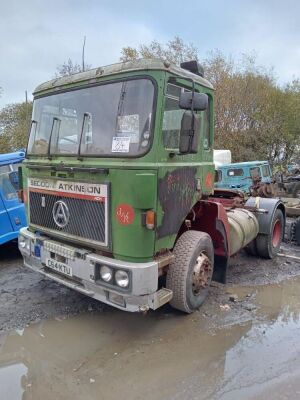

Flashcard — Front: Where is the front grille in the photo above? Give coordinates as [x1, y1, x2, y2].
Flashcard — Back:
[29, 191, 107, 246]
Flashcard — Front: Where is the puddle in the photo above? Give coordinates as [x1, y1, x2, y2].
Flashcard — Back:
[1, 277, 300, 399]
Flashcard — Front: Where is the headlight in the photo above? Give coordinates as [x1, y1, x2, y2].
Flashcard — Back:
[115, 270, 129, 288]
[19, 237, 26, 248]
[100, 265, 113, 282]
[19, 236, 30, 251]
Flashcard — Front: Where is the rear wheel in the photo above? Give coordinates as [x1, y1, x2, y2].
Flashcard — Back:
[166, 230, 214, 313]
[256, 209, 284, 258]
[291, 217, 300, 245]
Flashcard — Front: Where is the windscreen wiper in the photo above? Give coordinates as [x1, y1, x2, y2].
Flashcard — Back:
[77, 112, 90, 160]
[48, 117, 61, 159]
[27, 120, 37, 155]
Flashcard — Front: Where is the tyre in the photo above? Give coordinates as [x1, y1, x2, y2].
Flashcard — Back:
[291, 217, 300, 245]
[245, 240, 257, 256]
[256, 209, 284, 258]
[166, 230, 214, 313]
[292, 183, 300, 199]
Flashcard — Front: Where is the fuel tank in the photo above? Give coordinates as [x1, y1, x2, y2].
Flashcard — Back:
[227, 209, 259, 255]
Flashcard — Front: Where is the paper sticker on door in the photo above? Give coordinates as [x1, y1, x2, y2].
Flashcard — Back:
[111, 137, 130, 153]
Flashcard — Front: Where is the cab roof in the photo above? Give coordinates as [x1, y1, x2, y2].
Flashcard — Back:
[218, 161, 269, 169]
[33, 58, 214, 96]
[0, 151, 25, 166]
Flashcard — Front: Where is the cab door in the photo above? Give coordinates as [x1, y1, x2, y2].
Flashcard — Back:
[0, 165, 26, 233]
[0, 166, 15, 243]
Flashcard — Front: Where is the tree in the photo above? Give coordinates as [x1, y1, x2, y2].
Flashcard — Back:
[55, 58, 92, 78]
[120, 38, 300, 165]
[120, 36, 198, 65]
[0, 101, 32, 153]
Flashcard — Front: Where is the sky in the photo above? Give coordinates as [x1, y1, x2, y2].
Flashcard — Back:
[0, 0, 299, 109]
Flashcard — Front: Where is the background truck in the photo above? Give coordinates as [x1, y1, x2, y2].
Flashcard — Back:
[0, 151, 27, 245]
[214, 161, 273, 195]
[215, 160, 300, 199]
[18, 59, 285, 313]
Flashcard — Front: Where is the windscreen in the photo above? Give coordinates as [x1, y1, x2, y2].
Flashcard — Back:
[27, 78, 155, 157]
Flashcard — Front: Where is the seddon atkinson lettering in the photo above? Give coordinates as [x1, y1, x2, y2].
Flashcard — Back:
[19, 59, 285, 313]
[29, 179, 105, 196]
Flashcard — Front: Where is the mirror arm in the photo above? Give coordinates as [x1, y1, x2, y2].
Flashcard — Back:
[188, 80, 196, 152]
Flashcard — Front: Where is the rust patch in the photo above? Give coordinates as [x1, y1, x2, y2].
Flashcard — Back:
[157, 167, 197, 238]
[205, 172, 214, 189]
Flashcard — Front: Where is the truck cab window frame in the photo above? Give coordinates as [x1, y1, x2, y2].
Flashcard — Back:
[162, 82, 211, 152]
[27, 77, 156, 158]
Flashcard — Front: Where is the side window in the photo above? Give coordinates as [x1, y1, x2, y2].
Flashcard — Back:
[162, 84, 186, 151]
[0, 165, 11, 175]
[250, 167, 261, 179]
[262, 165, 270, 177]
[215, 170, 222, 182]
[9, 163, 21, 191]
[0, 166, 18, 200]
[162, 83, 210, 152]
[227, 168, 244, 177]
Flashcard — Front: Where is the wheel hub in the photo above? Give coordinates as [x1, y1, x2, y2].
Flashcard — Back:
[272, 220, 282, 248]
[192, 253, 212, 295]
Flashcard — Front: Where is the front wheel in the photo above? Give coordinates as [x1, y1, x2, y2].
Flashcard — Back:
[166, 230, 214, 313]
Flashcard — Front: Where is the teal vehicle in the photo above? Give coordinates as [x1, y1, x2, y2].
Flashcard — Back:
[215, 161, 272, 194]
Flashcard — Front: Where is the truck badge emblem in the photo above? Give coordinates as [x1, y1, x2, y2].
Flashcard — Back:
[52, 201, 70, 228]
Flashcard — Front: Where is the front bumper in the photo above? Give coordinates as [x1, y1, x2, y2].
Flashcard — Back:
[18, 228, 172, 312]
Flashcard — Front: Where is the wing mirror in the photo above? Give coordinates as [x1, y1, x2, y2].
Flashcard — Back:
[179, 92, 208, 111]
[179, 112, 200, 154]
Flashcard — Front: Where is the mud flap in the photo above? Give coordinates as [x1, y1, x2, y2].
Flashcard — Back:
[213, 255, 229, 284]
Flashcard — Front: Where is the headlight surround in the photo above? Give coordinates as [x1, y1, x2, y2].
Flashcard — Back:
[100, 265, 113, 282]
[115, 270, 129, 288]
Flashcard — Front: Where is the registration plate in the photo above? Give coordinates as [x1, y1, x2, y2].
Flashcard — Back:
[46, 258, 73, 277]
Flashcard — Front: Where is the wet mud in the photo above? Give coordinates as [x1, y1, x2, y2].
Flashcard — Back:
[1, 277, 300, 399]
[1, 242, 300, 399]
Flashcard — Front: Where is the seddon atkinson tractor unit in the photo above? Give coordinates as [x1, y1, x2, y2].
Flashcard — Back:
[18, 59, 285, 313]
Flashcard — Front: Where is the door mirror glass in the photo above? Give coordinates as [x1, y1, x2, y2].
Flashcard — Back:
[179, 92, 208, 111]
[179, 112, 200, 154]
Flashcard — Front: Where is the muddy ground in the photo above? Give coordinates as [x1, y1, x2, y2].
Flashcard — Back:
[1, 241, 300, 399]
[0, 241, 299, 334]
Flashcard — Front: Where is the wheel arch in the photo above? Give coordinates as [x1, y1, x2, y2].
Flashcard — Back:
[174, 199, 231, 284]
[245, 197, 286, 235]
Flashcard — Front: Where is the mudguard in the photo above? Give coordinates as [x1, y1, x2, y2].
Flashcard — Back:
[245, 197, 286, 234]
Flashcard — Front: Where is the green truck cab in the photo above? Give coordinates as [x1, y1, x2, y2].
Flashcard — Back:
[19, 59, 285, 313]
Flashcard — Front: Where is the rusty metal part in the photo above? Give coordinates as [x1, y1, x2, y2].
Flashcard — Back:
[250, 175, 277, 198]
[192, 252, 213, 295]
[157, 167, 197, 238]
[154, 251, 175, 269]
[213, 188, 245, 199]
[281, 198, 300, 217]
[278, 253, 300, 261]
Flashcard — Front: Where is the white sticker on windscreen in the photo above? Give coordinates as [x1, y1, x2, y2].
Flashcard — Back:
[111, 137, 130, 153]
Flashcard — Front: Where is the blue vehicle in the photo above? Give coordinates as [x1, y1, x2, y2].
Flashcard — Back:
[215, 161, 272, 194]
[0, 151, 27, 245]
